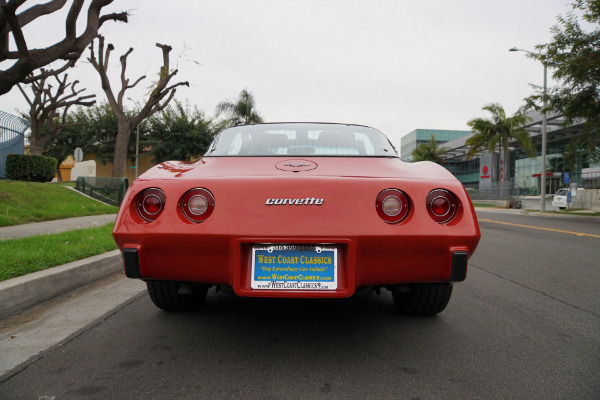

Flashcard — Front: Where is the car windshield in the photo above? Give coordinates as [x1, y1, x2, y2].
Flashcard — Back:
[205, 123, 397, 157]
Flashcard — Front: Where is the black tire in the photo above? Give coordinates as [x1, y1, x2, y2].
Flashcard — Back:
[146, 280, 208, 312]
[392, 283, 453, 315]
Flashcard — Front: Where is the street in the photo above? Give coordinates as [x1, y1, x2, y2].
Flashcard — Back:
[1, 209, 599, 399]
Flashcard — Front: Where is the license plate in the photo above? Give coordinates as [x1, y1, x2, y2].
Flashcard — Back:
[251, 245, 337, 290]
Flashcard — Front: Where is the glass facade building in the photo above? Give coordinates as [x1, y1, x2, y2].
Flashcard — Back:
[445, 159, 480, 186]
[400, 113, 598, 194]
[400, 129, 470, 162]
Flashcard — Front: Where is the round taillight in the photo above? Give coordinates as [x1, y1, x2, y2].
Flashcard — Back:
[188, 195, 209, 215]
[376, 189, 410, 223]
[181, 188, 214, 223]
[137, 188, 166, 222]
[383, 196, 402, 216]
[427, 189, 457, 223]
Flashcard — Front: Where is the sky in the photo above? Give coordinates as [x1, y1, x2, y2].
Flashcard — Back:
[0, 0, 574, 147]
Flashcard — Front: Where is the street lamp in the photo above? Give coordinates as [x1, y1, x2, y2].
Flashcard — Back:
[509, 47, 548, 212]
[128, 97, 140, 179]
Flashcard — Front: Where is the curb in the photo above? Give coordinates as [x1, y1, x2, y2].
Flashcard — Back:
[0, 250, 123, 321]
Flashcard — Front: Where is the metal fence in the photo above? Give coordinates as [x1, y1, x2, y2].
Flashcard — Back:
[571, 173, 600, 190]
[0, 110, 29, 178]
[463, 182, 520, 201]
[464, 173, 600, 201]
[75, 176, 129, 206]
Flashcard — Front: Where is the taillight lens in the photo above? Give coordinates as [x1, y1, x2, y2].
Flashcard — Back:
[376, 189, 410, 223]
[181, 188, 215, 223]
[137, 188, 166, 222]
[427, 189, 457, 223]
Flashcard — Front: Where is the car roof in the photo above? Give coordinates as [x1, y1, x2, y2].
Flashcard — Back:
[230, 122, 377, 130]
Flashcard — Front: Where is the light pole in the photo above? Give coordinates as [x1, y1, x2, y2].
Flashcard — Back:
[135, 125, 139, 179]
[509, 47, 548, 212]
[128, 97, 140, 179]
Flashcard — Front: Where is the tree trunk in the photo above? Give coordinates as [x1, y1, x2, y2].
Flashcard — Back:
[29, 141, 44, 156]
[29, 130, 56, 156]
[112, 120, 132, 177]
[56, 167, 63, 182]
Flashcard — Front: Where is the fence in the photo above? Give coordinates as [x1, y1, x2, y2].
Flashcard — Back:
[571, 172, 600, 190]
[463, 182, 520, 201]
[465, 172, 600, 200]
[75, 176, 129, 206]
[0, 110, 28, 178]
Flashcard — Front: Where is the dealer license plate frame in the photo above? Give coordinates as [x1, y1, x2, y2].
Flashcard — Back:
[251, 244, 338, 290]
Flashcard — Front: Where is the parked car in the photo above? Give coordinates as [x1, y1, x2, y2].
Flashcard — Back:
[552, 188, 569, 209]
[113, 122, 481, 315]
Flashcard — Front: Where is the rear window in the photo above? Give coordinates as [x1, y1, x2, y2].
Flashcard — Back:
[205, 123, 397, 157]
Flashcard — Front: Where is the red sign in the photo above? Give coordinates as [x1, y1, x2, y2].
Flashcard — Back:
[480, 165, 490, 179]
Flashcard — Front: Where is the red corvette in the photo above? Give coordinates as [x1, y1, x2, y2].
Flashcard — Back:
[113, 123, 480, 315]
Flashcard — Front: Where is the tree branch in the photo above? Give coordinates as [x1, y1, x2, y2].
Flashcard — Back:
[0, 0, 128, 96]
[14, 0, 68, 28]
[18, 68, 96, 154]
[21, 59, 76, 84]
[1, 2, 29, 58]
[65, 0, 84, 40]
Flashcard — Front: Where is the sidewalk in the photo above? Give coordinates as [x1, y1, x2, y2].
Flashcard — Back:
[0, 214, 123, 320]
[0, 214, 118, 240]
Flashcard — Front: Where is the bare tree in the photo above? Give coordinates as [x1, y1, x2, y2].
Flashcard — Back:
[17, 69, 95, 155]
[0, 0, 128, 96]
[88, 35, 189, 177]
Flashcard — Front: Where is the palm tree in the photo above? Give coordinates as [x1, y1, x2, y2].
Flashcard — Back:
[466, 103, 535, 181]
[215, 88, 264, 128]
[411, 134, 448, 163]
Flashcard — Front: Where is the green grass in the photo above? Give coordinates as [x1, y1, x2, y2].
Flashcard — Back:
[0, 223, 117, 282]
[548, 209, 600, 217]
[523, 209, 600, 216]
[0, 180, 119, 227]
[53, 181, 76, 187]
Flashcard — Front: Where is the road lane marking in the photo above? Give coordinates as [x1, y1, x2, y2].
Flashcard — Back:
[477, 218, 600, 239]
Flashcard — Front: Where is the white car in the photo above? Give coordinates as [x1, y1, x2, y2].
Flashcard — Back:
[552, 188, 568, 209]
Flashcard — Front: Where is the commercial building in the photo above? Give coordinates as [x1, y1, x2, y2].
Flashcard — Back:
[400, 112, 599, 196]
[400, 129, 470, 162]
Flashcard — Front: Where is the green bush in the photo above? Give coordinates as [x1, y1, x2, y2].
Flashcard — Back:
[5, 154, 57, 183]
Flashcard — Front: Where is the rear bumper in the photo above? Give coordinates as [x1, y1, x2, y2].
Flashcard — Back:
[119, 236, 473, 298]
[552, 197, 567, 207]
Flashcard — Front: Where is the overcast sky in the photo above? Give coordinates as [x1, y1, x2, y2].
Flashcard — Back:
[0, 0, 573, 146]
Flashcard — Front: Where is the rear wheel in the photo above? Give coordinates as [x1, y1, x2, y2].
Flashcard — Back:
[146, 280, 208, 311]
[392, 283, 453, 315]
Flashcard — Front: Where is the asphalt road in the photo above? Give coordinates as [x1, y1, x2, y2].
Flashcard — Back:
[1, 209, 599, 399]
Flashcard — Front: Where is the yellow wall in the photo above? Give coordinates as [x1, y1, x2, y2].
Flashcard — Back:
[44, 149, 156, 182]
[82, 152, 156, 181]
[58, 155, 75, 181]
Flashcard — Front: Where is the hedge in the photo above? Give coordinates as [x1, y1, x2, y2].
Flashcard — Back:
[5, 154, 57, 183]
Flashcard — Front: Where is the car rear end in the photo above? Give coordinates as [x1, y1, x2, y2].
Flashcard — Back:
[113, 160, 480, 300]
[113, 123, 480, 315]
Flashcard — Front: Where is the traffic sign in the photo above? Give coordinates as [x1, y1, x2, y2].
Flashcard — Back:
[74, 147, 84, 162]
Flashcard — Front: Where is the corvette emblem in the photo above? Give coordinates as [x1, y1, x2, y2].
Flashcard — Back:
[275, 159, 318, 172]
[283, 162, 311, 167]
